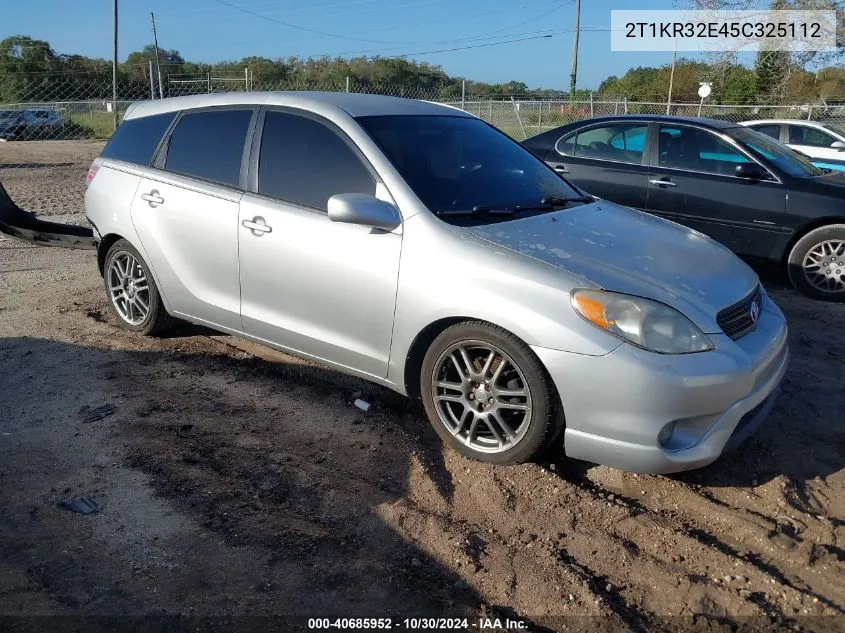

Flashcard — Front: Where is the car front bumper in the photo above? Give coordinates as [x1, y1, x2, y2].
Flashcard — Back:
[532, 293, 789, 474]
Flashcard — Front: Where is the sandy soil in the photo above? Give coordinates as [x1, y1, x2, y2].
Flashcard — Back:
[0, 142, 843, 631]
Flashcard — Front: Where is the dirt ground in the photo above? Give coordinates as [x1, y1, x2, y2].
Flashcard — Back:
[0, 142, 843, 632]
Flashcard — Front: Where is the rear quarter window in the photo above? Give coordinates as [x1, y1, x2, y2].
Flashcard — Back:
[100, 112, 176, 166]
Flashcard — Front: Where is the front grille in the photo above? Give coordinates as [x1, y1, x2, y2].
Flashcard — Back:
[716, 285, 762, 340]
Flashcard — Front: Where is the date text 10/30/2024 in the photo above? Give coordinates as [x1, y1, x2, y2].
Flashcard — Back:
[307, 617, 528, 630]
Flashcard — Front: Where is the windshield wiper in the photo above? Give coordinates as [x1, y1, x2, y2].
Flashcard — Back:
[438, 195, 594, 217]
[540, 195, 595, 205]
[437, 206, 515, 217]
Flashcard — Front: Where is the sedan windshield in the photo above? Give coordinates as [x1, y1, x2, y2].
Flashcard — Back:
[727, 127, 823, 177]
[357, 115, 585, 223]
[823, 123, 845, 137]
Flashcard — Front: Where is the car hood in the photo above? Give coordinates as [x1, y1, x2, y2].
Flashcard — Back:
[466, 201, 759, 333]
[814, 170, 845, 187]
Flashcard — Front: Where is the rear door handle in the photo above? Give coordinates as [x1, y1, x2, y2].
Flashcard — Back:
[648, 178, 677, 187]
[553, 165, 569, 174]
[140, 190, 164, 206]
[242, 216, 272, 235]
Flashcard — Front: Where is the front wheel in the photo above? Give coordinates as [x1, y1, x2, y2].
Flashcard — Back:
[103, 239, 177, 335]
[787, 224, 845, 301]
[420, 321, 562, 465]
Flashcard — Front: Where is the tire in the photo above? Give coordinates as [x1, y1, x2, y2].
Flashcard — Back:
[786, 224, 845, 301]
[420, 321, 563, 465]
[103, 239, 177, 335]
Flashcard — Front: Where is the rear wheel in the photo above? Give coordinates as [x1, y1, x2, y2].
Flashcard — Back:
[420, 321, 562, 465]
[787, 224, 845, 301]
[103, 239, 177, 335]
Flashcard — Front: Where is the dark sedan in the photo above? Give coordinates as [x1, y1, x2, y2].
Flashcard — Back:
[523, 115, 845, 301]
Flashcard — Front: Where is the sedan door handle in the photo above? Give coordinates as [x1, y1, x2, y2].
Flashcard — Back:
[553, 165, 569, 174]
[140, 190, 164, 206]
[241, 216, 272, 235]
[648, 178, 678, 187]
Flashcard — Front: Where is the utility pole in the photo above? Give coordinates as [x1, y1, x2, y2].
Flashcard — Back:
[150, 12, 164, 99]
[569, 0, 581, 102]
[666, 37, 678, 115]
[112, 0, 118, 131]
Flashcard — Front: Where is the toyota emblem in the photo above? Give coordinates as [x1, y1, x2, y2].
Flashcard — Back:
[749, 300, 760, 324]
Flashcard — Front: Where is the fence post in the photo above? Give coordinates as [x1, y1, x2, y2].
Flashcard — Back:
[510, 96, 527, 140]
[538, 100, 543, 130]
[345, 76, 350, 93]
[461, 80, 466, 110]
[149, 60, 155, 100]
[589, 91, 594, 118]
[245, 67, 249, 92]
[807, 105, 813, 121]
[623, 96, 628, 114]
[207, 72, 212, 94]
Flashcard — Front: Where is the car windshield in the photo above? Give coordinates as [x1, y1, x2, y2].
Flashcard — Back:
[0, 110, 21, 121]
[728, 126, 823, 177]
[823, 123, 845, 137]
[357, 115, 586, 224]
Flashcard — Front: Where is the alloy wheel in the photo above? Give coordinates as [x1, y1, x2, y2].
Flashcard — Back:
[430, 340, 533, 454]
[802, 239, 845, 294]
[107, 251, 150, 325]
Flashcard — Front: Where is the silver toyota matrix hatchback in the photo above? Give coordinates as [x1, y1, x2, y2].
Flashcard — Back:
[85, 92, 789, 473]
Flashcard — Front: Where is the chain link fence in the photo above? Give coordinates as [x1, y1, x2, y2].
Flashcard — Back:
[2, 72, 844, 220]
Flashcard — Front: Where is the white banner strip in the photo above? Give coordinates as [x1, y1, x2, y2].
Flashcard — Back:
[610, 10, 837, 52]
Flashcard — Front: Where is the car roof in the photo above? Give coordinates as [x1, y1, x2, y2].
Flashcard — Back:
[124, 91, 470, 121]
[557, 114, 740, 130]
[742, 119, 832, 128]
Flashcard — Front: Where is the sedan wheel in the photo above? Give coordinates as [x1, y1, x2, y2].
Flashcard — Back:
[420, 321, 562, 464]
[787, 224, 845, 301]
[801, 239, 845, 295]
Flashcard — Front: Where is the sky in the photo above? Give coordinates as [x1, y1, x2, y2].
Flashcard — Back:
[8, 0, 737, 90]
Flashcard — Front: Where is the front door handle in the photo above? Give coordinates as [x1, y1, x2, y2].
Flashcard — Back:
[648, 178, 678, 188]
[140, 190, 164, 206]
[242, 216, 272, 236]
[553, 165, 569, 174]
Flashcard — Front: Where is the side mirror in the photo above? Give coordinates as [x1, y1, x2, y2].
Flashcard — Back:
[327, 193, 400, 231]
[831, 140, 845, 151]
[735, 162, 766, 180]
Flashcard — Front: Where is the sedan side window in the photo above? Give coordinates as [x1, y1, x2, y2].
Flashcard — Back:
[569, 124, 647, 163]
[658, 125, 753, 177]
[258, 110, 376, 211]
[788, 125, 837, 148]
[750, 124, 781, 140]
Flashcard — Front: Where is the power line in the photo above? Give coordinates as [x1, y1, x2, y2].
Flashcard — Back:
[211, 0, 398, 43]
[477, 0, 571, 37]
[314, 32, 558, 59]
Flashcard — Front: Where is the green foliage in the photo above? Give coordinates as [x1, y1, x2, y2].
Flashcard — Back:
[0, 33, 842, 106]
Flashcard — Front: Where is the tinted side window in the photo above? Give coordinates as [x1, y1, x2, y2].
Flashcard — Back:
[788, 125, 836, 148]
[572, 124, 647, 162]
[101, 112, 176, 165]
[258, 111, 375, 210]
[164, 109, 253, 187]
[658, 125, 751, 176]
[555, 133, 575, 155]
[750, 124, 781, 140]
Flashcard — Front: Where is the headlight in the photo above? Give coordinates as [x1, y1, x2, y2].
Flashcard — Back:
[571, 289, 713, 354]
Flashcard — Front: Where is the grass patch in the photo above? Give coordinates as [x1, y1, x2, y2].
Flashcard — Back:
[69, 111, 118, 140]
